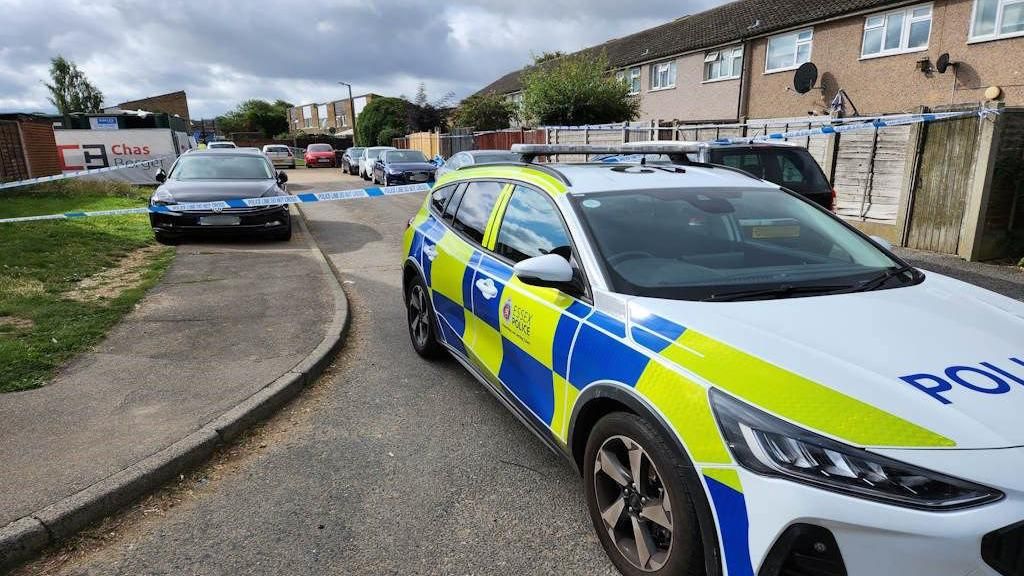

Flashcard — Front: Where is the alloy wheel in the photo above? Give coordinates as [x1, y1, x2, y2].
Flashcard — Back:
[408, 284, 430, 348]
[593, 435, 674, 572]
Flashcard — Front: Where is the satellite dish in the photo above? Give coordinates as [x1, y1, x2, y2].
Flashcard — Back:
[793, 62, 819, 94]
[936, 53, 955, 74]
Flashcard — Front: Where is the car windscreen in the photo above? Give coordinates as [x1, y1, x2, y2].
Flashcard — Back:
[571, 187, 902, 301]
[170, 155, 274, 180]
[367, 148, 390, 159]
[709, 147, 830, 195]
[384, 150, 427, 163]
[347, 147, 365, 156]
[265, 146, 289, 152]
[208, 143, 235, 149]
[308, 144, 333, 152]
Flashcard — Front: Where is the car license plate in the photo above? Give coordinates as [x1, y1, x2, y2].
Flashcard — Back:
[318, 158, 330, 163]
[410, 173, 427, 182]
[199, 215, 241, 226]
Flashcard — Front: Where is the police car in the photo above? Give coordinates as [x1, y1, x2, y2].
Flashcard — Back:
[400, 143, 1024, 576]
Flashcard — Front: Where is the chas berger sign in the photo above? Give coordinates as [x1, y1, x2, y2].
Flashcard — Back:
[54, 128, 190, 184]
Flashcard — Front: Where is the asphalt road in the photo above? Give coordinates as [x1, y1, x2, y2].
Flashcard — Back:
[22, 168, 1023, 575]
[32, 169, 618, 576]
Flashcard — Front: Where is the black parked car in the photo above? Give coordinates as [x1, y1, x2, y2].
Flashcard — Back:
[371, 149, 436, 186]
[341, 146, 365, 175]
[149, 149, 291, 244]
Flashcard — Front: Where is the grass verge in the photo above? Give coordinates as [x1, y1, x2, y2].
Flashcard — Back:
[0, 179, 174, 393]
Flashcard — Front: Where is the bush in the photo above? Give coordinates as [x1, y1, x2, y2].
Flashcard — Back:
[521, 52, 640, 126]
[378, 127, 405, 147]
[357, 97, 411, 146]
[450, 92, 515, 131]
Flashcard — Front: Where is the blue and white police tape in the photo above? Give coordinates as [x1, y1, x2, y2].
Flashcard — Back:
[0, 155, 176, 192]
[0, 183, 432, 224]
[713, 108, 999, 145]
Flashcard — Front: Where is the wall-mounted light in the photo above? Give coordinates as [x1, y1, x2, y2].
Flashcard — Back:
[917, 57, 934, 74]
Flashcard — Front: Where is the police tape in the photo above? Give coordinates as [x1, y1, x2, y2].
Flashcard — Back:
[0, 183, 432, 224]
[713, 108, 998, 144]
[0, 155, 177, 192]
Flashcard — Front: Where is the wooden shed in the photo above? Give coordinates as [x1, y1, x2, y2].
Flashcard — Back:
[0, 114, 61, 183]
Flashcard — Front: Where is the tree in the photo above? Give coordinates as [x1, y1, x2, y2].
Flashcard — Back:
[531, 50, 566, 64]
[520, 52, 640, 126]
[450, 92, 515, 131]
[407, 83, 454, 133]
[216, 99, 292, 138]
[45, 56, 104, 114]
[356, 97, 411, 146]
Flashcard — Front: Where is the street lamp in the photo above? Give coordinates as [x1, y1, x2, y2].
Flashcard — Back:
[337, 81, 357, 146]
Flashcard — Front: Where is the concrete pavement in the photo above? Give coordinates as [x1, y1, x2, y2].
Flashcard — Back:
[0, 208, 347, 569]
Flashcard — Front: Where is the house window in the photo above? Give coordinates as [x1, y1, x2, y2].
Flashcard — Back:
[970, 0, 1024, 40]
[335, 113, 347, 127]
[704, 46, 744, 81]
[765, 28, 813, 72]
[616, 66, 642, 94]
[862, 3, 932, 57]
[649, 60, 677, 90]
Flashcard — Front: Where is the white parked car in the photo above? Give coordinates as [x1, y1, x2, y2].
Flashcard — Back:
[358, 146, 396, 180]
[401, 143, 1024, 576]
[206, 141, 237, 149]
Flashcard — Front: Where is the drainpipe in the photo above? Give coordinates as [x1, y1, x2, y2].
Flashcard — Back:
[736, 39, 752, 123]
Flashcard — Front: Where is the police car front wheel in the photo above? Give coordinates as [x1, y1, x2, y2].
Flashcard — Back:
[406, 276, 445, 359]
[584, 412, 704, 576]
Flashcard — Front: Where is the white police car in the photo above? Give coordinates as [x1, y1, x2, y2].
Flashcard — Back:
[401, 143, 1024, 576]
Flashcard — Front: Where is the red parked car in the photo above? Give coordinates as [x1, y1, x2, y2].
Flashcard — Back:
[303, 143, 336, 168]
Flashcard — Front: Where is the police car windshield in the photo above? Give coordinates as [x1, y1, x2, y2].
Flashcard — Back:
[572, 187, 907, 301]
[170, 155, 274, 180]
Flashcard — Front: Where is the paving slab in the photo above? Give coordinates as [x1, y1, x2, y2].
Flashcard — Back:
[0, 218, 335, 530]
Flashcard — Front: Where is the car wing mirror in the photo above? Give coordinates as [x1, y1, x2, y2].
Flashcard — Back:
[154, 169, 166, 183]
[277, 171, 288, 184]
[869, 235, 892, 251]
[513, 254, 576, 290]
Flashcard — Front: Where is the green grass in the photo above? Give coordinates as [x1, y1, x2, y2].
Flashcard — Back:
[0, 180, 174, 393]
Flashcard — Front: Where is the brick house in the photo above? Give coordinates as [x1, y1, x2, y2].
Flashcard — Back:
[286, 94, 378, 135]
[476, 0, 1024, 123]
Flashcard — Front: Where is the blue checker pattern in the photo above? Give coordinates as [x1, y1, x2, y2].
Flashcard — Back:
[498, 338, 556, 424]
[567, 324, 650, 390]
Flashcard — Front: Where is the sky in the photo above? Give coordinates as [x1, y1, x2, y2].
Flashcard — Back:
[0, 0, 728, 118]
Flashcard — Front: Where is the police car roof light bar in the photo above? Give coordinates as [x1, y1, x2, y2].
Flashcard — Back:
[511, 143, 701, 164]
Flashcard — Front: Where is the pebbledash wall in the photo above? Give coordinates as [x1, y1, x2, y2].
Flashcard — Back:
[746, 0, 1024, 117]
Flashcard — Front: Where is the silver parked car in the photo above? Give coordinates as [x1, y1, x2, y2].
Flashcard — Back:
[435, 149, 522, 179]
[262, 144, 296, 169]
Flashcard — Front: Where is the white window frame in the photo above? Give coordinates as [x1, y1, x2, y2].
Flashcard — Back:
[969, 0, 1024, 42]
[649, 60, 677, 91]
[616, 66, 642, 95]
[764, 28, 814, 74]
[703, 46, 744, 82]
[860, 3, 933, 59]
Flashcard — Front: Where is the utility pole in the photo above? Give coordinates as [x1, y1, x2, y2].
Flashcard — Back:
[338, 81, 357, 146]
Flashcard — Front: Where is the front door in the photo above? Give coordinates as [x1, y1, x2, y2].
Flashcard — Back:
[470, 184, 584, 437]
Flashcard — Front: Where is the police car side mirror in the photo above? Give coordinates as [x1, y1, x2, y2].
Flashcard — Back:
[277, 171, 288, 184]
[154, 169, 166, 183]
[514, 254, 575, 290]
[870, 235, 892, 251]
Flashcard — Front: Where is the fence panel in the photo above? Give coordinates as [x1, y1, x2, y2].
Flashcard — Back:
[0, 121, 28, 183]
[832, 125, 911, 223]
[406, 132, 440, 158]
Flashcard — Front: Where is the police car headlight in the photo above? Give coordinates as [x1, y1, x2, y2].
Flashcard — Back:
[151, 189, 174, 205]
[709, 389, 1002, 510]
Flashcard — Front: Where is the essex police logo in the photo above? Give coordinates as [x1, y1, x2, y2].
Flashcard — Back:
[502, 298, 512, 323]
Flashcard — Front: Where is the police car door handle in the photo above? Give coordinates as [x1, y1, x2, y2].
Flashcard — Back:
[422, 244, 438, 261]
[476, 278, 498, 300]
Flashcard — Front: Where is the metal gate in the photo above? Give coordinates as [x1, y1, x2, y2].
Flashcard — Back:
[905, 110, 981, 254]
[0, 120, 29, 183]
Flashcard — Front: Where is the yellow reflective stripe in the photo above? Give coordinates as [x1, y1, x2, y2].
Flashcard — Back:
[469, 316, 503, 376]
[429, 231, 474, 305]
[661, 331, 954, 448]
[702, 467, 743, 493]
[635, 359, 732, 464]
[499, 278, 575, 368]
[551, 373, 573, 442]
[434, 165, 568, 197]
[483, 184, 513, 250]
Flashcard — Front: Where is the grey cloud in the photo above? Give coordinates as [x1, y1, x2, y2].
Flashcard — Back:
[0, 0, 727, 117]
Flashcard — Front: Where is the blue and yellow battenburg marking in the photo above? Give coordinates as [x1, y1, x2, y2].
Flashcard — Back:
[402, 170, 954, 575]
